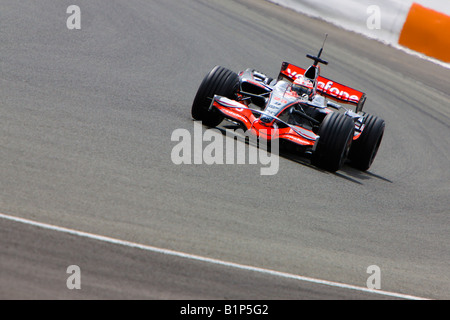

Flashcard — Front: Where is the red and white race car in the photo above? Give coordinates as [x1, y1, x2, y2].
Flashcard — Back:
[191, 42, 385, 172]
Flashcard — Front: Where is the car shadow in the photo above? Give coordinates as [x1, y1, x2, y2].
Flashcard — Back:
[215, 122, 392, 185]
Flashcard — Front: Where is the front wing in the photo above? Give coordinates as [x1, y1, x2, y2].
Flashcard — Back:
[210, 96, 318, 147]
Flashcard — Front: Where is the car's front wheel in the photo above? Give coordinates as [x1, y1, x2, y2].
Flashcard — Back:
[191, 66, 239, 127]
[312, 112, 355, 172]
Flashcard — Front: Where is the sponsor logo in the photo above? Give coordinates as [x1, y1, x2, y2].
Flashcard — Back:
[317, 80, 360, 103]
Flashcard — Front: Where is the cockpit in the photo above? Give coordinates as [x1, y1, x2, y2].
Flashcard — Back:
[291, 76, 315, 99]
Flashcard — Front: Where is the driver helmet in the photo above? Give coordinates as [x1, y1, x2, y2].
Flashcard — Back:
[292, 76, 314, 99]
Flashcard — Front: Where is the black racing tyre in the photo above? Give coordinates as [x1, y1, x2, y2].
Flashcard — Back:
[349, 114, 385, 171]
[191, 66, 239, 127]
[312, 112, 355, 172]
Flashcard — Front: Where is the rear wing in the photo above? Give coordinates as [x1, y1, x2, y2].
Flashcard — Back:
[278, 62, 366, 112]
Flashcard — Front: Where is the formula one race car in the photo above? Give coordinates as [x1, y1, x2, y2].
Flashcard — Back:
[191, 41, 385, 172]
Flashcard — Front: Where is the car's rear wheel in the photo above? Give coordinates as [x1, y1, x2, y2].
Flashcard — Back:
[191, 66, 239, 127]
[349, 114, 385, 171]
[312, 112, 355, 172]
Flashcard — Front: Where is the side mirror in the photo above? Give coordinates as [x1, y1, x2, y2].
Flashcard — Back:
[326, 101, 341, 110]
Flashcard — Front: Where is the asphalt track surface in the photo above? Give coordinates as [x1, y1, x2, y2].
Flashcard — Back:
[1, 0, 449, 300]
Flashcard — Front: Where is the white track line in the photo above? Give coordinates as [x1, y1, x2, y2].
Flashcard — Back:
[0, 212, 429, 300]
